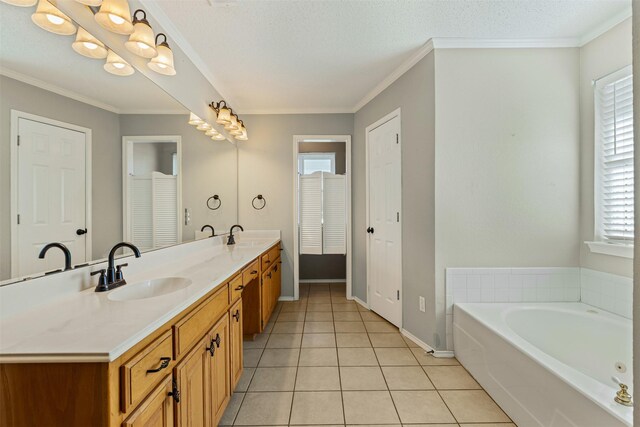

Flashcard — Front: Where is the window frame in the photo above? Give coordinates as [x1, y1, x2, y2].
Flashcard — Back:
[298, 152, 336, 175]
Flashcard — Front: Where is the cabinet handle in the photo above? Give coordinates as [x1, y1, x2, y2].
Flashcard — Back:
[267, 272, 272, 278]
[232, 309, 240, 322]
[168, 380, 180, 403]
[265, 260, 271, 264]
[235, 284, 244, 291]
[214, 333, 221, 348]
[274, 265, 278, 272]
[146, 357, 170, 374]
[206, 338, 216, 357]
[251, 270, 258, 275]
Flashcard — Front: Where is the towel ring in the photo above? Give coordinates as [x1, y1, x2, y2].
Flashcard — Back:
[206, 195, 222, 210]
[252, 194, 266, 210]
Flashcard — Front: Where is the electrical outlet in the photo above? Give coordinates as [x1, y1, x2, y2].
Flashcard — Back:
[419, 296, 426, 312]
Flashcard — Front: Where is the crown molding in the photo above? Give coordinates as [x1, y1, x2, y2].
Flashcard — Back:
[239, 107, 354, 115]
[119, 109, 189, 115]
[352, 39, 434, 113]
[577, 6, 632, 47]
[1, 67, 120, 114]
[430, 37, 580, 49]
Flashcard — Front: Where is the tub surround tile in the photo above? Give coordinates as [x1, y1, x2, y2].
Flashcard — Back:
[581, 268, 632, 318]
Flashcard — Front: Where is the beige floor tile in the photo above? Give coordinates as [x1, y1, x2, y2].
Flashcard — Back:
[243, 348, 263, 367]
[295, 366, 341, 390]
[423, 366, 481, 389]
[290, 391, 344, 425]
[272, 321, 305, 334]
[364, 321, 398, 333]
[331, 296, 350, 304]
[411, 348, 460, 366]
[338, 348, 379, 366]
[335, 321, 366, 333]
[243, 333, 270, 348]
[307, 303, 333, 312]
[342, 391, 400, 424]
[304, 321, 335, 333]
[278, 311, 307, 322]
[345, 425, 401, 427]
[381, 366, 434, 390]
[368, 333, 408, 348]
[340, 366, 387, 390]
[356, 304, 370, 312]
[258, 348, 300, 367]
[302, 333, 336, 348]
[391, 391, 455, 424]
[249, 367, 298, 391]
[440, 390, 511, 423]
[299, 348, 339, 366]
[219, 391, 244, 425]
[235, 367, 255, 392]
[234, 391, 293, 425]
[304, 311, 333, 321]
[267, 333, 303, 348]
[307, 296, 332, 304]
[460, 424, 516, 427]
[262, 321, 275, 334]
[336, 333, 371, 348]
[281, 303, 308, 312]
[401, 335, 421, 348]
[333, 311, 362, 321]
[374, 348, 419, 366]
[360, 311, 385, 322]
[332, 303, 358, 312]
[398, 425, 458, 427]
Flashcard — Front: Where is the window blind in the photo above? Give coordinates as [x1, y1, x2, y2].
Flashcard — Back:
[595, 66, 634, 243]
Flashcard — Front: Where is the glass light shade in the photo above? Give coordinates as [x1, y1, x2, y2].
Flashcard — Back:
[1, 0, 37, 7]
[74, 0, 102, 5]
[215, 106, 231, 125]
[205, 129, 218, 137]
[125, 14, 157, 58]
[104, 50, 134, 76]
[224, 114, 239, 131]
[235, 128, 248, 141]
[148, 41, 176, 76]
[188, 112, 204, 126]
[230, 122, 243, 136]
[72, 27, 107, 59]
[95, 0, 133, 35]
[31, 0, 76, 35]
[196, 122, 212, 131]
[212, 133, 226, 141]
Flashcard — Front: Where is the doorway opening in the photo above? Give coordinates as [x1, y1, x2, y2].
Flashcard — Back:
[293, 135, 352, 301]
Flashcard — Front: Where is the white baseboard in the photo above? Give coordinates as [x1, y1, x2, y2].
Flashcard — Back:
[278, 296, 296, 301]
[400, 328, 455, 358]
[353, 296, 369, 309]
[299, 279, 347, 283]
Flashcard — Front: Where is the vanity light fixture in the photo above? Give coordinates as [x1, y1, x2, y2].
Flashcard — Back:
[211, 133, 226, 141]
[125, 9, 157, 58]
[104, 49, 134, 76]
[224, 113, 239, 131]
[205, 129, 217, 137]
[148, 33, 176, 76]
[235, 121, 248, 141]
[1, 0, 37, 7]
[72, 27, 107, 59]
[74, 0, 102, 6]
[196, 122, 212, 131]
[31, 0, 76, 35]
[188, 112, 204, 126]
[95, 0, 133, 35]
[211, 100, 231, 125]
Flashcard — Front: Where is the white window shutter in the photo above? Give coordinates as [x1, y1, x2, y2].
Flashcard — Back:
[322, 173, 346, 254]
[130, 175, 153, 251]
[152, 172, 178, 248]
[299, 173, 323, 254]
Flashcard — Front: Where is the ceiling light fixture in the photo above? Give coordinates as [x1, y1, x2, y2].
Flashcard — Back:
[32, 0, 76, 35]
[125, 9, 157, 58]
[210, 100, 231, 125]
[95, 0, 133, 35]
[188, 112, 204, 126]
[148, 33, 176, 76]
[205, 129, 217, 137]
[1, 0, 37, 7]
[74, 0, 102, 6]
[224, 113, 239, 131]
[211, 133, 226, 141]
[104, 49, 134, 76]
[234, 121, 248, 140]
[196, 122, 212, 131]
[72, 27, 107, 58]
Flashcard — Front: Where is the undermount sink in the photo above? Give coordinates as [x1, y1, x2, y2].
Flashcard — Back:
[108, 277, 192, 301]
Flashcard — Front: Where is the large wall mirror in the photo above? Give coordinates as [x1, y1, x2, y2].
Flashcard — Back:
[0, 3, 238, 283]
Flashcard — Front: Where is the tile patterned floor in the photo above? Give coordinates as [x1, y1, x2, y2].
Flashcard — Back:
[221, 283, 515, 426]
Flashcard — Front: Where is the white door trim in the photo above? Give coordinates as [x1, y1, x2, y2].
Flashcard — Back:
[293, 135, 352, 301]
[10, 110, 93, 277]
[121, 135, 183, 246]
[365, 108, 402, 327]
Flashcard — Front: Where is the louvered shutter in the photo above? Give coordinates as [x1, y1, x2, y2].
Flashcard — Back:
[322, 173, 346, 254]
[299, 172, 323, 254]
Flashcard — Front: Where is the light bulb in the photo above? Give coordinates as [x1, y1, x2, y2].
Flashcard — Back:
[46, 13, 64, 25]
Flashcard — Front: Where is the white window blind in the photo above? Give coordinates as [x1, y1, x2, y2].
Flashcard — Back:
[595, 66, 634, 243]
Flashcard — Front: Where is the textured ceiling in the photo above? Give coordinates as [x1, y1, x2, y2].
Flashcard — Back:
[0, 2, 186, 113]
[147, 0, 631, 113]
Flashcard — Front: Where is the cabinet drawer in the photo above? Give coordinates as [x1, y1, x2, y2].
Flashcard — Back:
[261, 244, 280, 271]
[230, 274, 244, 303]
[121, 330, 173, 412]
[122, 374, 174, 427]
[242, 259, 259, 286]
[174, 285, 229, 358]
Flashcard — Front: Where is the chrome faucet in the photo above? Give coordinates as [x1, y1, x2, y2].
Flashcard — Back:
[201, 225, 215, 237]
[94, 242, 141, 292]
[38, 243, 72, 271]
[227, 224, 244, 245]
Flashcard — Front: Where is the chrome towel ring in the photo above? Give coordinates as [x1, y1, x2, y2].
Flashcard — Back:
[252, 194, 266, 210]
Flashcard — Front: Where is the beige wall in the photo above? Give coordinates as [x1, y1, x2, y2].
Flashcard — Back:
[579, 18, 634, 277]
[238, 114, 354, 297]
[354, 53, 437, 345]
[434, 48, 581, 348]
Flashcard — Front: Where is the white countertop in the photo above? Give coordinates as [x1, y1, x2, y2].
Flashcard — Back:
[0, 232, 280, 363]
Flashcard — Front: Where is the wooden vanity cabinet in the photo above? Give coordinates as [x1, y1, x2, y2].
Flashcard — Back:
[173, 335, 211, 427]
[123, 375, 175, 427]
[229, 298, 243, 389]
[209, 314, 231, 425]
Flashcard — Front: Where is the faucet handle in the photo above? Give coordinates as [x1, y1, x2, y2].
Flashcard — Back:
[91, 269, 108, 292]
[115, 263, 129, 281]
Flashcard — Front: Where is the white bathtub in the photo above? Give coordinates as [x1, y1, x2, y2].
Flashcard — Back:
[453, 302, 632, 427]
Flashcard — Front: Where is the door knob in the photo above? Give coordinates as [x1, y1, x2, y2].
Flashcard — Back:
[76, 228, 88, 236]
[366, 227, 374, 234]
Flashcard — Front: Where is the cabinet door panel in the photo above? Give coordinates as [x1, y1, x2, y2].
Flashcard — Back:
[230, 298, 243, 389]
[174, 336, 210, 427]
[123, 375, 174, 427]
[210, 314, 231, 425]
[261, 270, 272, 327]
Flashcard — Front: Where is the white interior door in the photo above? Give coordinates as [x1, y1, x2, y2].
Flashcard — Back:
[16, 118, 87, 276]
[367, 114, 402, 327]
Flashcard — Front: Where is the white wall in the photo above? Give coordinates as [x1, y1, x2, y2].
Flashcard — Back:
[434, 48, 581, 349]
[579, 18, 633, 278]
